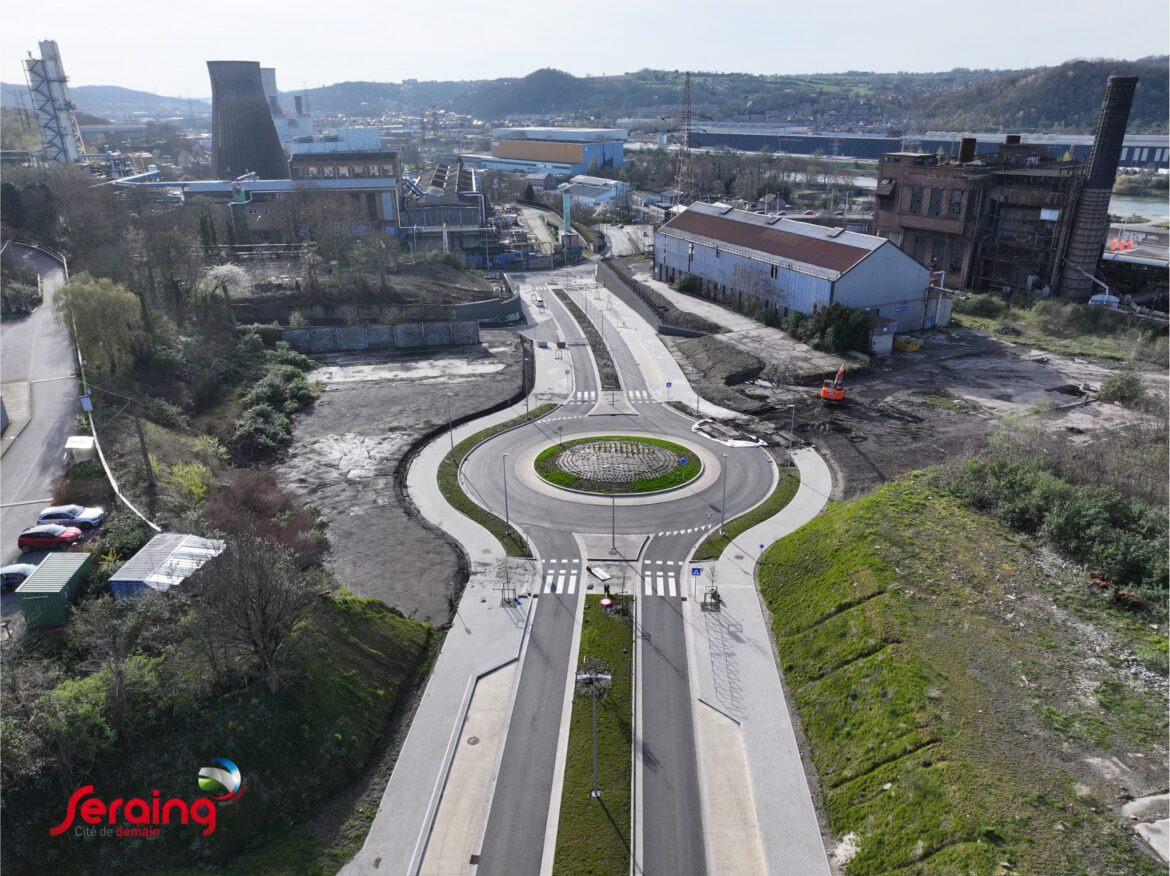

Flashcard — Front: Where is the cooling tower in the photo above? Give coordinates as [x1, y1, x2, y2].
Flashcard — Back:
[1058, 76, 1139, 300]
[207, 61, 289, 180]
[260, 67, 281, 116]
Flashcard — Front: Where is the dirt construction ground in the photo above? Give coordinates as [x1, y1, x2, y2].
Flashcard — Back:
[672, 327, 1169, 500]
[278, 332, 524, 624]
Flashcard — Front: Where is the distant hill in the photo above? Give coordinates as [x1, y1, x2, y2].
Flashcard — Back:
[3, 58, 1166, 133]
[0, 82, 209, 118]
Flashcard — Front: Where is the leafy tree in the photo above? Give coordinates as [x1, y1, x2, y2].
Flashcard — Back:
[54, 273, 145, 374]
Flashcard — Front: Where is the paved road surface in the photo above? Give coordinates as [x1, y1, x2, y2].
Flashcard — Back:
[1, 245, 77, 623]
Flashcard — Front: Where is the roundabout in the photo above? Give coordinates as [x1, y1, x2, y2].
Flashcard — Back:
[534, 435, 702, 495]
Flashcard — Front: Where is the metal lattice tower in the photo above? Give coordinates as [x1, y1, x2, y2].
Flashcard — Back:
[673, 71, 695, 204]
[23, 40, 86, 165]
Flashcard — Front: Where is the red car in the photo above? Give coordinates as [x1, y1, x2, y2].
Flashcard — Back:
[17, 524, 83, 552]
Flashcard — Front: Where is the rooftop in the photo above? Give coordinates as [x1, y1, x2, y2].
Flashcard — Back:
[659, 203, 884, 279]
[109, 534, 226, 592]
[15, 553, 91, 594]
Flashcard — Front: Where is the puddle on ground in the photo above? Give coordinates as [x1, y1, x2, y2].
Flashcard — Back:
[315, 360, 507, 384]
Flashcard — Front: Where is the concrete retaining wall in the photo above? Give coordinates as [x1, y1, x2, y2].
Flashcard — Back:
[283, 320, 481, 354]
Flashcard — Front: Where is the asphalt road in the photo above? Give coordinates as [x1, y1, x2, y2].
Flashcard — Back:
[0, 245, 79, 620]
[472, 275, 772, 874]
[639, 533, 707, 875]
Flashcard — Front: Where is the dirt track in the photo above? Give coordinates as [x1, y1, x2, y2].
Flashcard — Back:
[696, 328, 1169, 499]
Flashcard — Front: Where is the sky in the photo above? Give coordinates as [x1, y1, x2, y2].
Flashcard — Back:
[2, 0, 1167, 97]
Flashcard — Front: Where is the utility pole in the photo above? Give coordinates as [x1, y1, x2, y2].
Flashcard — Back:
[673, 71, 695, 204]
[611, 485, 616, 550]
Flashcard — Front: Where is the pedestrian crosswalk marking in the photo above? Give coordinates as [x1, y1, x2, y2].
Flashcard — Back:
[542, 559, 580, 593]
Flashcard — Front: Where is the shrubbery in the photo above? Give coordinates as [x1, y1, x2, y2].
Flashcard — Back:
[1098, 371, 1146, 407]
[673, 272, 702, 295]
[95, 511, 153, 561]
[953, 294, 1006, 318]
[945, 458, 1168, 604]
[230, 339, 319, 460]
[783, 302, 871, 353]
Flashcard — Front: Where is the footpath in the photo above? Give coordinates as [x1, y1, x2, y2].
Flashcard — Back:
[686, 446, 834, 875]
[341, 300, 565, 876]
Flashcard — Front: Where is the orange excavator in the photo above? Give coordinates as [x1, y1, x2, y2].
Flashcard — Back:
[820, 363, 847, 403]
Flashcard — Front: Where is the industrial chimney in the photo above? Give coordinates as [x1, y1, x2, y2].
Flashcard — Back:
[1058, 76, 1139, 300]
[958, 137, 977, 163]
[207, 61, 289, 180]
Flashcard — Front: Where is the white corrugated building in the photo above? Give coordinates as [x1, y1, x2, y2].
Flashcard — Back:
[654, 203, 948, 335]
[109, 534, 226, 599]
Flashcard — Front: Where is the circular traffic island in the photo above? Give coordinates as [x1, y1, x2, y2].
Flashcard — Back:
[535, 436, 702, 495]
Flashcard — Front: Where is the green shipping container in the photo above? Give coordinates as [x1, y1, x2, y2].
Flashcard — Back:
[15, 553, 92, 628]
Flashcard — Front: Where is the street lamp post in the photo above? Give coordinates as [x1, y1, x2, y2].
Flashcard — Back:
[720, 453, 728, 535]
[576, 670, 612, 798]
[611, 485, 616, 550]
[788, 403, 797, 443]
[446, 392, 455, 451]
[502, 453, 510, 526]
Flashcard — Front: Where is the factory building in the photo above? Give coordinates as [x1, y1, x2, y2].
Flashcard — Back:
[557, 175, 630, 209]
[460, 127, 627, 176]
[655, 203, 938, 337]
[874, 76, 1140, 300]
[683, 126, 1168, 171]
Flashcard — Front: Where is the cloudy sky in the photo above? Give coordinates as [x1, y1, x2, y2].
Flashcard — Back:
[3, 0, 1166, 96]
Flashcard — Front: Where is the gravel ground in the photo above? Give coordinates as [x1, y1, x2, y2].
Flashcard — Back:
[279, 333, 525, 624]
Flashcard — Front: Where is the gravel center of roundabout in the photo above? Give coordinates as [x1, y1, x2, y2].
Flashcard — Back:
[535, 436, 702, 495]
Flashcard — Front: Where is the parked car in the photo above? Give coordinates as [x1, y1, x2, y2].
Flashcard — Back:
[17, 525, 83, 552]
[37, 504, 107, 530]
[804, 210, 816, 215]
[0, 563, 37, 592]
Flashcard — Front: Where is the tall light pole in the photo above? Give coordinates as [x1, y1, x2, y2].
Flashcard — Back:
[576, 669, 612, 798]
[720, 453, 728, 535]
[502, 452, 510, 526]
[788, 403, 797, 443]
[446, 392, 455, 451]
[611, 485, 616, 550]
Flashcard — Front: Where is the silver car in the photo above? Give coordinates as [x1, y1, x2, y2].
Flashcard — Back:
[1, 563, 37, 592]
[37, 504, 108, 531]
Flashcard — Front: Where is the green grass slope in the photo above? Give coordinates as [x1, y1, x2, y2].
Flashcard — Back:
[759, 476, 1167, 875]
[5, 595, 433, 875]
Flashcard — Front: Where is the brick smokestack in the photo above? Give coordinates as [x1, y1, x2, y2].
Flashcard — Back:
[1058, 76, 1139, 300]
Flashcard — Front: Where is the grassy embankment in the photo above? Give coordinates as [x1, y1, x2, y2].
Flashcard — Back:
[691, 466, 800, 561]
[952, 294, 1168, 364]
[552, 595, 634, 875]
[437, 403, 556, 558]
[9, 594, 433, 876]
[536, 436, 700, 493]
[759, 475, 1167, 875]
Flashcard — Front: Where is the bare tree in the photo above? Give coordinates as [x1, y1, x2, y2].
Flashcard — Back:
[191, 535, 320, 693]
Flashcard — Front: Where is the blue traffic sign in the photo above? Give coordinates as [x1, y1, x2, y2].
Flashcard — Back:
[691, 567, 701, 577]
[679, 457, 687, 465]
[666, 381, 672, 388]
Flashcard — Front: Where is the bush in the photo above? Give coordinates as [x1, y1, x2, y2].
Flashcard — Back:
[1098, 371, 1146, 407]
[953, 294, 1005, 318]
[95, 511, 153, 561]
[944, 458, 1168, 604]
[141, 394, 188, 428]
[231, 404, 293, 459]
[167, 461, 212, 504]
[206, 469, 328, 567]
[783, 302, 871, 353]
[54, 458, 115, 507]
[673, 273, 702, 295]
[1, 281, 42, 314]
[266, 341, 317, 372]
